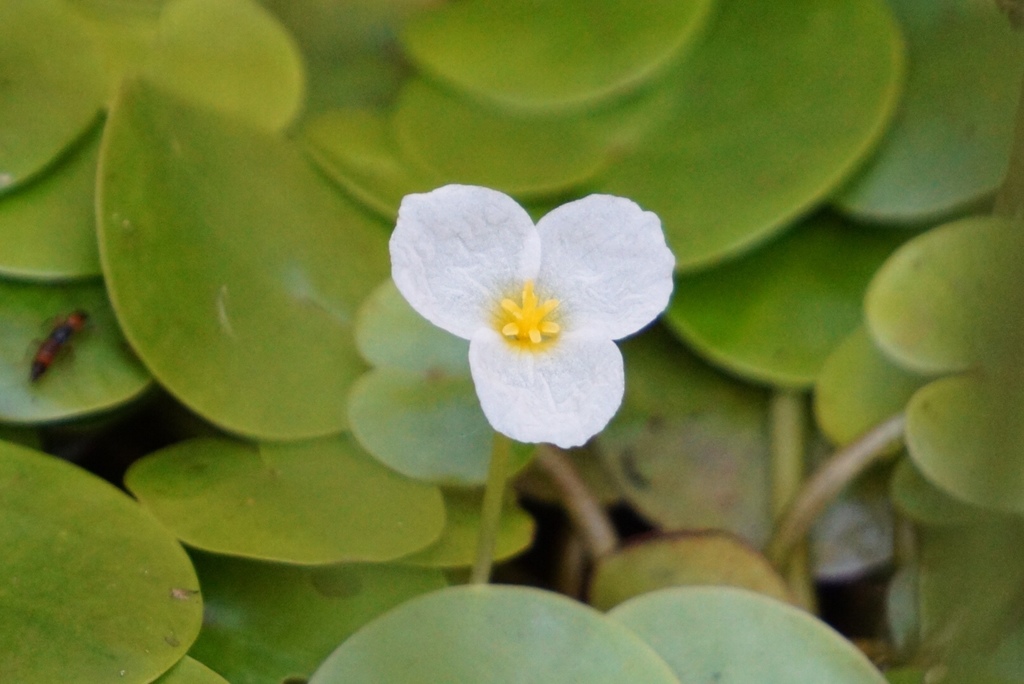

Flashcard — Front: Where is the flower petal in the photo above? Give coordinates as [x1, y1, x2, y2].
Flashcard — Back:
[468, 329, 624, 448]
[536, 194, 675, 339]
[391, 185, 541, 339]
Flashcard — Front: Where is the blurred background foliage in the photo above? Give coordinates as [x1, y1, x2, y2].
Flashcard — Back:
[1, 0, 1023, 681]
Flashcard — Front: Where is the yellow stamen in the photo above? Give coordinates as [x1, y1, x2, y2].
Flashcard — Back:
[497, 281, 560, 348]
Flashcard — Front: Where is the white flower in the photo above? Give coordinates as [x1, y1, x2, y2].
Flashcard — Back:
[390, 185, 675, 448]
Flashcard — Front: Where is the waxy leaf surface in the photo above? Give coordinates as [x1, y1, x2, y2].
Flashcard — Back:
[309, 585, 681, 683]
[98, 80, 388, 439]
[125, 436, 445, 564]
[0, 441, 201, 683]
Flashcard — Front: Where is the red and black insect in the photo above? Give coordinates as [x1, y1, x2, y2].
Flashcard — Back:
[30, 310, 88, 382]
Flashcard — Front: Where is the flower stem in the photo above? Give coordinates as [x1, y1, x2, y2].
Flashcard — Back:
[470, 432, 513, 584]
[769, 390, 815, 610]
[536, 445, 618, 559]
[766, 412, 906, 569]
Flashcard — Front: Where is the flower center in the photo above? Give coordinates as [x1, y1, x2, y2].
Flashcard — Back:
[499, 281, 560, 346]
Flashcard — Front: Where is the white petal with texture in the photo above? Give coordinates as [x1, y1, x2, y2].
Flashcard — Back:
[468, 329, 624, 448]
[391, 185, 542, 339]
[536, 194, 674, 340]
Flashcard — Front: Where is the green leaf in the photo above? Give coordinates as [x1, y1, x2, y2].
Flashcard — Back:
[918, 523, 1024, 659]
[665, 216, 908, 387]
[0, 279, 151, 424]
[97, 79, 389, 440]
[597, 328, 771, 544]
[905, 373, 1024, 512]
[188, 552, 446, 684]
[0, 0, 106, 193]
[124, 435, 446, 564]
[303, 109, 439, 220]
[814, 326, 928, 448]
[866, 216, 1018, 374]
[0, 122, 102, 280]
[348, 369, 494, 484]
[67, 0, 163, 101]
[889, 458, 997, 526]
[354, 279, 468, 376]
[153, 657, 229, 684]
[600, 0, 904, 270]
[865, 216, 1024, 512]
[348, 280, 533, 484]
[309, 585, 681, 683]
[399, 488, 535, 568]
[589, 532, 792, 612]
[0, 440, 202, 683]
[400, 0, 714, 110]
[391, 79, 614, 196]
[835, 0, 1024, 222]
[609, 587, 886, 683]
[144, 0, 305, 131]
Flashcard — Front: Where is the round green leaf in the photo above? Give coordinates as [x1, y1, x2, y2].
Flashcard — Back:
[188, 552, 446, 684]
[144, 0, 305, 131]
[609, 587, 886, 683]
[348, 368, 493, 484]
[814, 326, 928, 448]
[98, 79, 389, 440]
[68, 1, 163, 101]
[835, 0, 1024, 222]
[597, 328, 771, 544]
[399, 488, 535, 568]
[354, 279, 468, 376]
[153, 657, 229, 684]
[865, 216, 1017, 374]
[918, 523, 1024, 660]
[0, 122, 102, 280]
[889, 458, 996, 526]
[124, 436, 446, 564]
[589, 532, 793, 612]
[665, 216, 908, 387]
[0, 0, 106, 193]
[303, 109, 438, 220]
[400, 0, 713, 110]
[391, 79, 613, 197]
[600, 0, 904, 270]
[310, 585, 681, 683]
[0, 279, 151, 424]
[905, 373, 1024, 513]
[0, 440, 202, 683]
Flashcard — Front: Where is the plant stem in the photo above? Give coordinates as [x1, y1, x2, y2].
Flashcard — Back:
[769, 391, 814, 609]
[470, 432, 512, 584]
[536, 445, 618, 559]
[766, 413, 906, 568]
